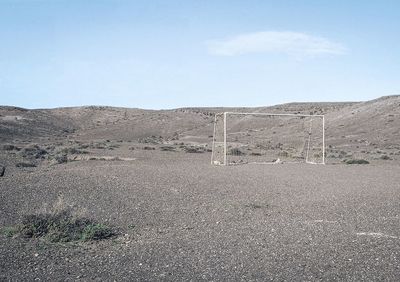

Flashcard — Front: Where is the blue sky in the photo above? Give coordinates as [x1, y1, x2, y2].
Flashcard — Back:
[0, 0, 399, 109]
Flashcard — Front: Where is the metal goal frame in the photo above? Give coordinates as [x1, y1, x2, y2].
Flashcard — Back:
[211, 112, 325, 166]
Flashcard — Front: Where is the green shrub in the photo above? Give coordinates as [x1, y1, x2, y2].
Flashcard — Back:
[80, 224, 114, 241]
[15, 209, 114, 243]
[1, 226, 18, 237]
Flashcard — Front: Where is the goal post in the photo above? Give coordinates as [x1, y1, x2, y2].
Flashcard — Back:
[211, 112, 325, 166]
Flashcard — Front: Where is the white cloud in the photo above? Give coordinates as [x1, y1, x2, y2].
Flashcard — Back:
[206, 31, 347, 58]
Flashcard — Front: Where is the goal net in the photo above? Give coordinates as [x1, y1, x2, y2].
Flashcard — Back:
[211, 112, 325, 165]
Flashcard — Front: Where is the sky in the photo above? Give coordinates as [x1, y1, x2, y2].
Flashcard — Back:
[0, 0, 399, 109]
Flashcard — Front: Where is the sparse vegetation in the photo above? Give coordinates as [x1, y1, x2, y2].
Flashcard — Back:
[244, 203, 263, 209]
[0, 226, 18, 237]
[17, 210, 114, 242]
[338, 150, 349, 158]
[15, 162, 36, 168]
[278, 151, 289, 157]
[90, 142, 106, 149]
[380, 155, 391, 160]
[59, 147, 89, 155]
[5, 200, 115, 243]
[52, 154, 68, 164]
[229, 148, 245, 156]
[1, 144, 21, 151]
[245, 203, 270, 209]
[344, 159, 369, 165]
[184, 146, 204, 153]
[143, 146, 156, 150]
[139, 135, 164, 144]
[106, 144, 121, 150]
[160, 146, 176, 152]
[19, 145, 48, 159]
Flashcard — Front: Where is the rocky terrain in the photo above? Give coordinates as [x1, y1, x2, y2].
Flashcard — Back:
[0, 95, 399, 280]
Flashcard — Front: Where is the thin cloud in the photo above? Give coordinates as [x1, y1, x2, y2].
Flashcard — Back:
[206, 31, 347, 57]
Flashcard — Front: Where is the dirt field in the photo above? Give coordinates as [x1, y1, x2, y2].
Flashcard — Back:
[1, 96, 399, 280]
[1, 148, 399, 280]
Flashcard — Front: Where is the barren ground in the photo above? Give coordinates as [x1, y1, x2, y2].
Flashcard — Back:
[1, 96, 400, 280]
[1, 148, 400, 280]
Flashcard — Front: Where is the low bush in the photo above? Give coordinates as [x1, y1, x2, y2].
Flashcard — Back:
[0, 226, 18, 237]
[53, 154, 68, 164]
[19, 145, 48, 159]
[380, 155, 391, 160]
[138, 135, 163, 144]
[160, 146, 176, 152]
[60, 147, 89, 155]
[229, 148, 245, 156]
[278, 151, 289, 157]
[184, 147, 204, 153]
[14, 209, 114, 243]
[1, 144, 20, 151]
[344, 159, 369, 165]
[15, 162, 36, 168]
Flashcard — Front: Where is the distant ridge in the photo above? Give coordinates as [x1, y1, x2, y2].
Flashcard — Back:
[1, 96, 399, 147]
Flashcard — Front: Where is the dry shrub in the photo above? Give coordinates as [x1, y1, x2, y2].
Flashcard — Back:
[345, 159, 369, 164]
[10, 196, 115, 243]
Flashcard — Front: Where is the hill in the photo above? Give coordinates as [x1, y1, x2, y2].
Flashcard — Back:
[1, 96, 399, 162]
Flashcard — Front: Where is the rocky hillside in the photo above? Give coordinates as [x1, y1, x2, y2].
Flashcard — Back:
[1, 96, 399, 157]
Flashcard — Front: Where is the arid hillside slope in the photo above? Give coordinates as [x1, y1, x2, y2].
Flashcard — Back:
[1, 96, 399, 160]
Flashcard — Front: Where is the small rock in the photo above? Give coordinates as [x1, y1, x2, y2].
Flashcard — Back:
[0, 166, 5, 177]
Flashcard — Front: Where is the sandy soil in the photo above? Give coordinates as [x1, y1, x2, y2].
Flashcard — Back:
[1, 148, 399, 280]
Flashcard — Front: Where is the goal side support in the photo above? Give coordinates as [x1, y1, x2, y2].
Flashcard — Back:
[211, 112, 326, 166]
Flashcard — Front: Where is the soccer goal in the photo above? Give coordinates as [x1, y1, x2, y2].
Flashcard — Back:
[211, 112, 325, 165]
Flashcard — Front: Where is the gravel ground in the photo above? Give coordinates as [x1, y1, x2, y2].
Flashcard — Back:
[1, 150, 400, 281]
